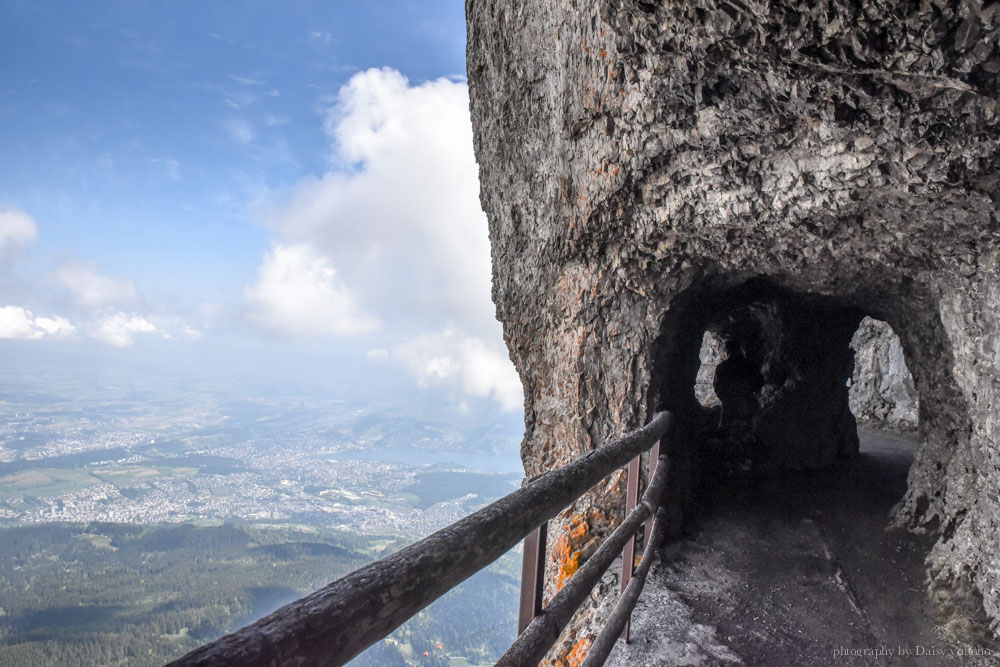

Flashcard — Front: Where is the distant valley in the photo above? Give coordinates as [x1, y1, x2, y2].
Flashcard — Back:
[0, 370, 524, 666]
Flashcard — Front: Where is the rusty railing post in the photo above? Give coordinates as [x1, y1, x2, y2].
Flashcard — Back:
[620, 453, 641, 643]
[518, 522, 547, 634]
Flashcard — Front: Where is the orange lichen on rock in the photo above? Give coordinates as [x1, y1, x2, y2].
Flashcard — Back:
[543, 636, 591, 667]
[554, 513, 590, 589]
[566, 637, 591, 667]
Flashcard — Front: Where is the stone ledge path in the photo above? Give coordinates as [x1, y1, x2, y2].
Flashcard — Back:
[606, 429, 997, 666]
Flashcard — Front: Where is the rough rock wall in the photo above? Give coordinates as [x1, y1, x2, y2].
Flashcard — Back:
[850, 316, 921, 431]
[467, 0, 1000, 652]
[695, 331, 724, 407]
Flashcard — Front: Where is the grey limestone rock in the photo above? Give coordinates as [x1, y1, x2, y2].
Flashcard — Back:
[468, 0, 1000, 658]
[850, 316, 920, 431]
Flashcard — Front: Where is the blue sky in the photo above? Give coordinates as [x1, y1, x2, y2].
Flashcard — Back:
[0, 1, 523, 412]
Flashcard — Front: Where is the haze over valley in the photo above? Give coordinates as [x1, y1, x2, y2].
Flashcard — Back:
[0, 356, 524, 665]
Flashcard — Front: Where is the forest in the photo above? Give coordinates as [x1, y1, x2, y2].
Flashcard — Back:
[0, 522, 518, 666]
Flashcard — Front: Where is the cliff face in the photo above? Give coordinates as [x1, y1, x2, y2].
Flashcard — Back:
[467, 0, 1000, 651]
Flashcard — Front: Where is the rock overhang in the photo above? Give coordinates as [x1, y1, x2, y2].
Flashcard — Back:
[468, 0, 1000, 651]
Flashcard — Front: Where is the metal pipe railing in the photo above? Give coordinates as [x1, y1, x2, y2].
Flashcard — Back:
[582, 505, 667, 667]
[167, 410, 672, 667]
[497, 450, 671, 667]
[518, 518, 547, 633]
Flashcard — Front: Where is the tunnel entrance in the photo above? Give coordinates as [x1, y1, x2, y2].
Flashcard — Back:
[610, 422, 970, 665]
[629, 278, 1000, 662]
[652, 276, 934, 509]
[696, 313, 921, 461]
[660, 277, 867, 476]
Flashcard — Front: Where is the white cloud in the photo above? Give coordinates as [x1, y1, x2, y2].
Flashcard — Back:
[229, 75, 266, 86]
[125, 315, 156, 332]
[250, 67, 522, 409]
[180, 325, 203, 340]
[266, 67, 495, 334]
[224, 117, 255, 144]
[0, 211, 202, 350]
[34, 315, 76, 336]
[46, 261, 205, 348]
[0, 306, 75, 340]
[392, 330, 523, 411]
[366, 348, 389, 361]
[91, 313, 157, 348]
[245, 243, 378, 336]
[0, 208, 38, 257]
[54, 261, 139, 310]
[0, 307, 40, 340]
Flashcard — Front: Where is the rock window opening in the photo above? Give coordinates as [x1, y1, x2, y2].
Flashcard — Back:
[849, 316, 920, 437]
[694, 330, 723, 409]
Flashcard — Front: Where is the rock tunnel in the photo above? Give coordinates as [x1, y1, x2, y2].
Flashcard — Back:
[644, 271, 989, 589]
[467, 0, 1000, 660]
[652, 277, 865, 471]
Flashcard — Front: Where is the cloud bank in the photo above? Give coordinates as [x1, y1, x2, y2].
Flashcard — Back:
[92, 313, 158, 348]
[246, 243, 378, 336]
[0, 70, 522, 410]
[54, 261, 140, 310]
[0, 208, 196, 348]
[247, 68, 522, 410]
[388, 330, 523, 411]
[0, 306, 75, 340]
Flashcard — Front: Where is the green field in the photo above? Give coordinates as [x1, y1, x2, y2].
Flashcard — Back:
[0, 469, 101, 500]
[91, 465, 195, 486]
[0, 464, 204, 501]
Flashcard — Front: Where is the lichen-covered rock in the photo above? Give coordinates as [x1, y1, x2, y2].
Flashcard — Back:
[850, 316, 920, 431]
[467, 0, 1000, 653]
